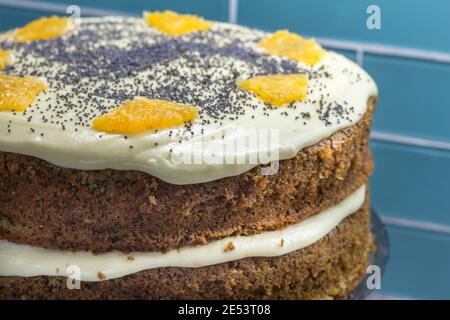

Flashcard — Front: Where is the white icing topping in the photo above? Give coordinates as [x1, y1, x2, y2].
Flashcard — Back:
[0, 186, 365, 282]
[0, 17, 377, 184]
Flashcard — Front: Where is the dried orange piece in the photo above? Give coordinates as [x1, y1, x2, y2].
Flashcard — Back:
[0, 74, 48, 111]
[237, 74, 308, 107]
[92, 97, 198, 134]
[143, 10, 212, 36]
[0, 49, 13, 70]
[14, 16, 70, 43]
[259, 30, 325, 65]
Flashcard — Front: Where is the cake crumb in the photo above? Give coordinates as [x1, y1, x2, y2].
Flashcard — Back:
[280, 239, 285, 247]
[127, 256, 134, 261]
[148, 195, 157, 205]
[97, 272, 106, 280]
[55, 267, 59, 274]
[224, 241, 235, 252]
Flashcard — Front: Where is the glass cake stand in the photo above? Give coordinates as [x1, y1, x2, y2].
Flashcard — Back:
[346, 209, 390, 300]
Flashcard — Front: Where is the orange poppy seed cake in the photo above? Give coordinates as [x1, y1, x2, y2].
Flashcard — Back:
[0, 13, 377, 299]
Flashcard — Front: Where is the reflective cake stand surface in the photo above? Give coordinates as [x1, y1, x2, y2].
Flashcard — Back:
[347, 210, 390, 300]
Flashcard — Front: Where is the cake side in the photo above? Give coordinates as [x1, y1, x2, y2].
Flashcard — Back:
[0, 97, 374, 253]
[0, 192, 372, 300]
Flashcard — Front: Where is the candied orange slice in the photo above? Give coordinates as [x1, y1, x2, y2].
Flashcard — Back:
[237, 74, 308, 107]
[13, 16, 70, 43]
[143, 10, 212, 36]
[0, 74, 48, 111]
[0, 49, 13, 70]
[259, 30, 325, 65]
[92, 97, 198, 134]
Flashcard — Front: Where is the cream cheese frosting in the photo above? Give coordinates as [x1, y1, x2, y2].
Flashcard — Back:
[0, 17, 377, 184]
[0, 185, 365, 282]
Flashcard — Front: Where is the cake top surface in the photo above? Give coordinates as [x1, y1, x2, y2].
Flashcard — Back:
[0, 14, 377, 184]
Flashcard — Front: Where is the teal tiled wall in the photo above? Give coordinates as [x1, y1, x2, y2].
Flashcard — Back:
[0, 0, 449, 299]
[0, 6, 50, 30]
[381, 225, 450, 299]
[371, 141, 450, 226]
[366, 56, 450, 141]
[237, 0, 450, 52]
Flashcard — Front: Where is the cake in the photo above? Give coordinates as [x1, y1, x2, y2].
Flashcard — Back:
[0, 12, 377, 299]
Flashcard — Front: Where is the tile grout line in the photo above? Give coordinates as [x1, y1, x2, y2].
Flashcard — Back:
[380, 215, 450, 235]
[317, 37, 450, 64]
[228, 0, 239, 24]
[371, 131, 450, 152]
[356, 48, 364, 66]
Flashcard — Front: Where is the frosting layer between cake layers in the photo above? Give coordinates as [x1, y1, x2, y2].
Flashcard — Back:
[0, 17, 377, 184]
[0, 186, 365, 282]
